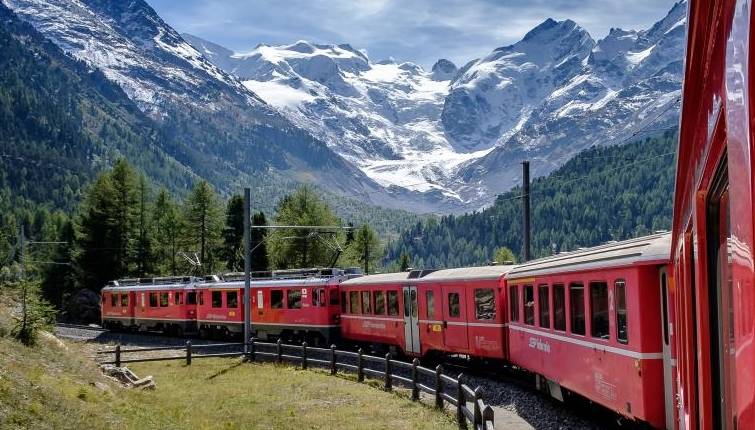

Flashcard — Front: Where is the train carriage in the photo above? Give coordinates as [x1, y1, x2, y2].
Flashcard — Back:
[102, 276, 199, 336]
[194, 269, 348, 344]
[505, 233, 672, 429]
[340, 266, 514, 358]
[672, 0, 755, 428]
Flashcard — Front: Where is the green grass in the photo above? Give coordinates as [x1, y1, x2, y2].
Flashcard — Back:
[0, 286, 455, 429]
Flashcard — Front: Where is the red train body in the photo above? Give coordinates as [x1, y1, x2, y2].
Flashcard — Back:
[505, 233, 671, 429]
[339, 267, 512, 359]
[671, 0, 755, 428]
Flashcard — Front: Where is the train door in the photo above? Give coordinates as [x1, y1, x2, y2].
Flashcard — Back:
[442, 284, 468, 350]
[659, 267, 673, 430]
[403, 286, 420, 354]
[706, 162, 735, 430]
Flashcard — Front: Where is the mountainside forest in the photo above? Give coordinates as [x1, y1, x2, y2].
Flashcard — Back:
[385, 129, 677, 268]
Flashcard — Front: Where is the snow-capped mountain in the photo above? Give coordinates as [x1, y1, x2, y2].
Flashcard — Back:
[2, 0, 431, 212]
[186, 1, 686, 211]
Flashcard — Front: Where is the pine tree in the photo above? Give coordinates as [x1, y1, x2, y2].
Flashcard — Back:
[41, 219, 75, 308]
[222, 194, 244, 271]
[183, 181, 222, 274]
[154, 191, 182, 276]
[134, 174, 153, 276]
[109, 159, 138, 275]
[349, 225, 382, 274]
[398, 252, 411, 271]
[76, 173, 120, 289]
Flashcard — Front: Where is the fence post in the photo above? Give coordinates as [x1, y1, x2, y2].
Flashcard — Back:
[357, 348, 364, 382]
[473, 387, 482, 428]
[115, 342, 121, 367]
[482, 405, 495, 429]
[302, 342, 308, 370]
[249, 337, 256, 362]
[186, 341, 192, 366]
[384, 353, 392, 391]
[330, 344, 337, 375]
[457, 374, 467, 429]
[411, 358, 419, 401]
[276, 339, 282, 363]
[435, 364, 444, 409]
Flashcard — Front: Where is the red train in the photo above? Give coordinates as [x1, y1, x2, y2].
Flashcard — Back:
[98, 0, 755, 426]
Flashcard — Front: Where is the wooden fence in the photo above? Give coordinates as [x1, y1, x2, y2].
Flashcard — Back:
[98, 339, 496, 430]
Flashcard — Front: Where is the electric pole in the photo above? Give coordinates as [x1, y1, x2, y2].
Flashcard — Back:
[243, 188, 251, 355]
[522, 161, 531, 262]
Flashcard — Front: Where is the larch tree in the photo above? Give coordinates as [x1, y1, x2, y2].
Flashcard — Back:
[267, 185, 342, 269]
[349, 225, 382, 274]
[183, 181, 222, 274]
[251, 211, 270, 272]
[222, 194, 245, 271]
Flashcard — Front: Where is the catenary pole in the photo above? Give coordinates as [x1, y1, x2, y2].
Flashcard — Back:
[522, 161, 531, 262]
[243, 188, 251, 355]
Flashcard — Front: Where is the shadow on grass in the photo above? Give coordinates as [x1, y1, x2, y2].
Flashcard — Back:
[206, 360, 244, 380]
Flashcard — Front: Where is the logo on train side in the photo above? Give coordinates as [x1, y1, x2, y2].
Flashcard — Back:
[363, 321, 386, 330]
[528, 336, 551, 353]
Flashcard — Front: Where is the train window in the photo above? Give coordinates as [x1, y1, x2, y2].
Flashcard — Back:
[111, 294, 118, 307]
[227, 291, 238, 308]
[509, 286, 519, 322]
[318, 288, 327, 306]
[426, 291, 435, 318]
[199, 291, 204, 305]
[187, 292, 197, 305]
[349, 291, 360, 314]
[175, 292, 183, 305]
[340, 292, 347, 313]
[475, 289, 495, 320]
[329, 289, 339, 306]
[538, 285, 550, 328]
[312, 288, 320, 307]
[615, 280, 628, 344]
[211, 291, 222, 308]
[361, 291, 371, 314]
[271, 290, 283, 309]
[287, 290, 302, 309]
[121, 294, 129, 307]
[524, 285, 535, 325]
[448, 293, 460, 318]
[553, 284, 566, 331]
[569, 283, 585, 335]
[149, 292, 158, 307]
[160, 292, 169, 307]
[590, 282, 609, 339]
[374, 291, 385, 315]
[387, 291, 399, 316]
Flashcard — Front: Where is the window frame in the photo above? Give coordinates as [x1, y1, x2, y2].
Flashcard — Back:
[271, 290, 284, 309]
[509, 285, 519, 322]
[120, 293, 129, 307]
[426, 290, 435, 319]
[149, 292, 158, 308]
[552, 284, 566, 331]
[226, 291, 239, 309]
[111, 293, 118, 307]
[524, 285, 535, 325]
[361, 291, 372, 314]
[569, 283, 586, 335]
[287, 289, 302, 309]
[538, 284, 550, 329]
[387, 290, 399, 316]
[615, 279, 629, 344]
[349, 291, 360, 314]
[374, 290, 386, 315]
[474, 288, 496, 320]
[211, 291, 223, 308]
[589, 281, 609, 340]
[447, 292, 461, 318]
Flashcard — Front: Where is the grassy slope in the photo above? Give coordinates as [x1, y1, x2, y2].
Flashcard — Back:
[0, 292, 454, 429]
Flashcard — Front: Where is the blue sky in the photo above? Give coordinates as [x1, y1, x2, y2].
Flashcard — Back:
[147, 0, 681, 69]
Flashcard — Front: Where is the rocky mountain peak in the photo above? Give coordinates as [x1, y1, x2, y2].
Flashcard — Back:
[431, 59, 457, 81]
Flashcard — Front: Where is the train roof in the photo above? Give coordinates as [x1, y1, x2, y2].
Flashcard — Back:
[342, 265, 516, 286]
[197, 275, 349, 289]
[506, 232, 671, 280]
